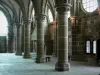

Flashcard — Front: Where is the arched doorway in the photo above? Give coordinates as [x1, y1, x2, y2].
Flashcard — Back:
[0, 11, 8, 53]
[96, 39, 100, 64]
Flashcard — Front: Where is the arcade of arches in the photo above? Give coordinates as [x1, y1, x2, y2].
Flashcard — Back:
[0, 0, 100, 75]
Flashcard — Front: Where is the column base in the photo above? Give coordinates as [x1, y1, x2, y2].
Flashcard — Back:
[23, 54, 31, 59]
[97, 59, 100, 65]
[8, 50, 14, 53]
[15, 52, 22, 56]
[55, 62, 70, 71]
[35, 57, 45, 63]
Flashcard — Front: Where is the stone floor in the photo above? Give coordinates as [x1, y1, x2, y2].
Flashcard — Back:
[0, 53, 100, 75]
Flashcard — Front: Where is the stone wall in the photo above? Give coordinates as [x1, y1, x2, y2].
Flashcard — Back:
[72, 15, 100, 63]
[71, 17, 86, 61]
[0, 36, 7, 53]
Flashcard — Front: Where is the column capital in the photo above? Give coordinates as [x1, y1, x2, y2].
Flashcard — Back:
[37, 14, 47, 21]
[16, 23, 23, 28]
[23, 20, 32, 26]
[15, 23, 23, 25]
[55, 0, 72, 13]
[55, 0, 72, 7]
[10, 22, 15, 26]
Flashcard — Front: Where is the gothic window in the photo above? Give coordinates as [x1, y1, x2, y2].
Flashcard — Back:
[93, 40, 96, 54]
[68, 11, 70, 18]
[32, 9, 35, 16]
[48, 9, 53, 23]
[86, 41, 90, 53]
[86, 40, 97, 54]
[82, 0, 98, 12]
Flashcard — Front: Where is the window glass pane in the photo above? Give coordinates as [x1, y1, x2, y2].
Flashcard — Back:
[93, 41, 96, 54]
[32, 9, 35, 16]
[82, 0, 98, 12]
[83, 4, 86, 8]
[87, 8, 89, 12]
[68, 11, 70, 18]
[48, 9, 53, 22]
[86, 41, 90, 53]
[87, 2, 89, 8]
[89, 1, 94, 7]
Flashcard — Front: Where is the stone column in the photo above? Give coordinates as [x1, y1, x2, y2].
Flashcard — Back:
[21, 25, 24, 52]
[15, 24, 22, 55]
[8, 25, 14, 53]
[23, 20, 32, 58]
[36, 14, 46, 63]
[55, 0, 72, 71]
[13, 25, 17, 52]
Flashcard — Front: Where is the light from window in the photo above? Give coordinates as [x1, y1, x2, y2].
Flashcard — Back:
[86, 41, 90, 53]
[32, 9, 35, 16]
[82, 0, 98, 12]
[48, 9, 53, 22]
[68, 11, 70, 18]
[0, 11, 8, 36]
[93, 41, 96, 54]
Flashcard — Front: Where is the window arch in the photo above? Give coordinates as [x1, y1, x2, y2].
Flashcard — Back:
[82, 0, 98, 12]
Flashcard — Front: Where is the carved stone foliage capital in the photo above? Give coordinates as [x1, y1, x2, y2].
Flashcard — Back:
[55, 0, 72, 7]
[23, 20, 32, 25]
[15, 23, 23, 29]
[55, 0, 72, 13]
[57, 6, 71, 13]
[38, 14, 46, 21]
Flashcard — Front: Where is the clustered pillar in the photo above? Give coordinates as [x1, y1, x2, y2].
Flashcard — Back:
[55, 0, 72, 71]
[13, 24, 17, 53]
[8, 25, 14, 53]
[36, 14, 46, 63]
[15, 24, 22, 55]
[23, 20, 32, 58]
